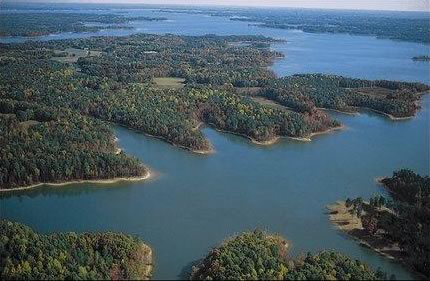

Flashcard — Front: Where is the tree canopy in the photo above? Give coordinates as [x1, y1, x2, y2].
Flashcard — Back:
[190, 230, 385, 280]
[345, 169, 430, 278]
[0, 220, 152, 280]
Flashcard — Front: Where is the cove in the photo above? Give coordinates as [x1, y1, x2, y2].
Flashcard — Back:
[1, 6, 429, 280]
[1, 95, 428, 279]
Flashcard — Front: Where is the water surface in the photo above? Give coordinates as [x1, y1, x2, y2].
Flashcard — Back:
[0, 7, 429, 280]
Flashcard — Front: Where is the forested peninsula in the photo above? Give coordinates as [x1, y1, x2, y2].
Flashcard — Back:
[0, 220, 152, 280]
[1, 33, 428, 190]
[328, 169, 430, 278]
[0, 13, 167, 37]
[0, 99, 149, 190]
[189, 230, 391, 280]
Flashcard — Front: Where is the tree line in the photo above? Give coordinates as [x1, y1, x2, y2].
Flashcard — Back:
[0, 13, 168, 38]
[345, 169, 429, 278]
[259, 74, 429, 118]
[0, 220, 152, 280]
[0, 99, 146, 190]
[190, 230, 390, 280]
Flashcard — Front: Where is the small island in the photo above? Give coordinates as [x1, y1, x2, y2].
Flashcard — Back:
[0, 220, 153, 280]
[412, 55, 430, 62]
[327, 169, 430, 279]
[190, 230, 390, 280]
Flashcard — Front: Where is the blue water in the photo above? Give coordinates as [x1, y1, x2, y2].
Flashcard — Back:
[0, 6, 429, 280]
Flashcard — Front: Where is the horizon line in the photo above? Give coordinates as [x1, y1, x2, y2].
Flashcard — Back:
[4, 1, 430, 13]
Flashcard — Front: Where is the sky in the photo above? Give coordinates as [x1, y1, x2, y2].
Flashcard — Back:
[6, 0, 430, 12]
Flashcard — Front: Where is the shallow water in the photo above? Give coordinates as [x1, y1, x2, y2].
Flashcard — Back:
[0, 6, 429, 280]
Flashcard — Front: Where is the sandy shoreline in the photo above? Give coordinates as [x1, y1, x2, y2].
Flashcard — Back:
[375, 176, 387, 185]
[114, 112, 345, 153]
[0, 170, 152, 193]
[139, 243, 153, 280]
[327, 201, 426, 279]
[326, 201, 401, 261]
[360, 107, 415, 121]
[214, 123, 345, 146]
[321, 106, 415, 120]
[319, 90, 430, 121]
[308, 124, 345, 138]
[287, 124, 346, 142]
[251, 136, 281, 146]
[328, 90, 429, 121]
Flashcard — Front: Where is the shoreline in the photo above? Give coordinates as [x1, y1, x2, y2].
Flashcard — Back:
[326, 201, 401, 261]
[359, 107, 415, 121]
[139, 243, 153, 280]
[321, 106, 415, 120]
[308, 124, 345, 139]
[288, 124, 346, 142]
[112, 87, 426, 153]
[325, 91, 429, 121]
[110, 90, 429, 153]
[115, 123, 215, 155]
[0, 170, 152, 193]
[251, 136, 280, 146]
[211, 126, 282, 146]
[214, 123, 345, 146]
[327, 201, 427, 279]
[375, 176, 387, 185]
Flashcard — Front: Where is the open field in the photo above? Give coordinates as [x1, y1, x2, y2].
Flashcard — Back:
[51, 48, 103, 63]
[152, 77, 186, 89]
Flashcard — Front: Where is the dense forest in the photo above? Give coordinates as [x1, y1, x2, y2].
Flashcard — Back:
[0, 220, 152, 280]
[0, 99, 147, 190]
[259, 74, 429, 118]
[190, 230, 388, 280]
[0, 34, 339, 152]
[1, 32, 427, 187]
[343, 169, 430, 278]
[61, 34, 282, 86]
[0, 13, 166, 37]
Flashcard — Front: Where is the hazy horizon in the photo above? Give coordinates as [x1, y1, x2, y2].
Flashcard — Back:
[5, 0, 430, 12]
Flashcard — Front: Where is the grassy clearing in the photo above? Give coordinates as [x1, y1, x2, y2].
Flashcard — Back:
[19, 120, 40, 129]
[352, 87, 395, 97]
[51, 48, 103, 63]
[250, 96, 295, 113]
[152, 77, 185, 89]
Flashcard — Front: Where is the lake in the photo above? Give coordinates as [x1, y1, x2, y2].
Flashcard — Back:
[0, 7, 429, 280]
